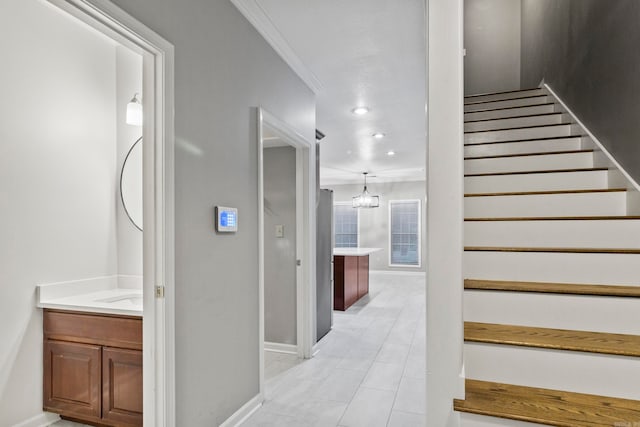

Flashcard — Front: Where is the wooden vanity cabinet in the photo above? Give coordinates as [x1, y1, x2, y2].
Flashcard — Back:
[43, 309, 142, 427]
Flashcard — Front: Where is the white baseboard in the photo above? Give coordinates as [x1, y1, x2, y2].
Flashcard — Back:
[12, 412, 60, 427]
[264, 341, 298, 355]
[370, 270, 426, 277]
[544, 83, 640, 193]
[219, 393, 263, 427]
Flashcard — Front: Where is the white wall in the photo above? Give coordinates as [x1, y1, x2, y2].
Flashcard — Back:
[464, 0, 522, 95]
[0, 1, 119, 424]
[107, 0, 316, 424]
[328, 181, 427, 272]
[116, 46, 144, 278]
[427, 0, 465, 426]
[263, 146, 297, 345]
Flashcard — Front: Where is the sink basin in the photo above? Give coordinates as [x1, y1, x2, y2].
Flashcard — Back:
[95, 294, 143, 305]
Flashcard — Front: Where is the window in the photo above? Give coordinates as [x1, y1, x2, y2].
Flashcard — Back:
[389, 200, 421, 267]
[334, 203, 359, 248]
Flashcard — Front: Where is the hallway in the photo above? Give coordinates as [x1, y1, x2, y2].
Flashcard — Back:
[245, 272, 426, 427]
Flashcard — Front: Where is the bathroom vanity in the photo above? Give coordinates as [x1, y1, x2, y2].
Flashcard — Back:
[37, 277, 143, 426]
[43, 310, 142, 426]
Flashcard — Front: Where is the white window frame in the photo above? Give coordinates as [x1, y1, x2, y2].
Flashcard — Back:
[388, 199, 422, 268]
[333, 201, 360, 248]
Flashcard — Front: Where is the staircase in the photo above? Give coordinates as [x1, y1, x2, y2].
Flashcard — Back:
[455, 87, 640, 426]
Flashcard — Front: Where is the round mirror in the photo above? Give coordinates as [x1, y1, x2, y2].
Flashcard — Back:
[120, 137, 143, 231]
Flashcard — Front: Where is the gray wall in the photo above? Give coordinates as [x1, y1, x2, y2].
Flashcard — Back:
[329, 181, 426, 273]
[263, 146, 297, 346]
[464, 0, 522, 95]
[521, 0, 640, 183]
[0, 1, 118, 423]
[108, 0, 315, 425]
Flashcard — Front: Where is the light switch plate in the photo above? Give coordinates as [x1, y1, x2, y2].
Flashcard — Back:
[275, 225, 284, 238]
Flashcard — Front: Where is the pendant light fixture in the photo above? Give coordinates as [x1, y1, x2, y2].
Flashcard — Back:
[126, 93, 143, 126]
[352, 172, 380, 208]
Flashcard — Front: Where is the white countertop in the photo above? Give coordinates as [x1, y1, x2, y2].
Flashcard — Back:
[333, 247, 382, 256]
[37, 276, 143, 317]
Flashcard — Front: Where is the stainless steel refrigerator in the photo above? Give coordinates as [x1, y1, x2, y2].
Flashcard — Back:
[316, 188, 334, 341]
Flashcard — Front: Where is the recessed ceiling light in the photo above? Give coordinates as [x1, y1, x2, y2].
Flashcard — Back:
[372, 132, 385, 139]
[387, 150, 396, 156]
[352, 106, 370, 115]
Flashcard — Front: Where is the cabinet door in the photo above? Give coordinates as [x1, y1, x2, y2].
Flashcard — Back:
[44, 340, 101, 419]
[357, 255, 369, 298]
[102, 347, 143, 426]
[343, 256, 360, 309]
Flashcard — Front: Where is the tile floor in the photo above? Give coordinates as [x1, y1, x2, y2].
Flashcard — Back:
[244, 272, 426, 427]
[52, 272, 426, 427]
[52, 421, 88, 427]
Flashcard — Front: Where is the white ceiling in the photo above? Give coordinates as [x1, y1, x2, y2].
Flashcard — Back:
[253, 0, 427, 185]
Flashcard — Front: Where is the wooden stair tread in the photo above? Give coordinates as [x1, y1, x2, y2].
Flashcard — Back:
[465, 322, 640, 357]
[465, 216, 640, 221]
[454, 379, 640, 426]
[465, 246, 640, 254]
[464, 279, 640, 298]
[465, 94, 548, 106]
[464, 102, 556, 115]
[464, 87, 542, 99]
[465, 112, 562, 124]
[465, 135, 584, 146]
[464, 149, 593, 160]
[465, 167, 607, 177]
[465, 122, 573, 134]
[465, 188, 626, 197]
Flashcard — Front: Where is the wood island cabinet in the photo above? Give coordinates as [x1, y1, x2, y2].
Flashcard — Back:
[334, 254, 370, 311]
[43, 309, 143, 427]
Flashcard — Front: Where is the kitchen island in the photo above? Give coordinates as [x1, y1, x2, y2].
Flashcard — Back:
[333, 247, 381, 311]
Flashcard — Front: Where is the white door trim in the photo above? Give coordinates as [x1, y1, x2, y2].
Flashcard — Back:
[258, 108, 315, 397]
[45, 1, 176, 426]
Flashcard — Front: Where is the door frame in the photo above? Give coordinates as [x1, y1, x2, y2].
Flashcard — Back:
[257, 108, 315, 396]
[46, 0, 176, 425]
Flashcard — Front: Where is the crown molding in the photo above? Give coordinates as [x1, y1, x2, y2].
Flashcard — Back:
[231, 0, 324, 94]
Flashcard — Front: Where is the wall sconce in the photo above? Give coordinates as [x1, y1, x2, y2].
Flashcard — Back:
[126, 93, 143, 126]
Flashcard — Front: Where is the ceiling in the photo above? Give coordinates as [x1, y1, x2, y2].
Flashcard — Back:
[245, 0, 426, 185]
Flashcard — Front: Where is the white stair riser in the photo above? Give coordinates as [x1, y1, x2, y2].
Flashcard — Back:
[465, 104, 556, 121]
[464, 152, 593, 175]
[465, 192, 626, 217]
[465, 114, 564, 132]
[464, 171, 609, 194]
[464, 138, 582, 157]
[465, 89, 546, 104]
[465, 291, 640, 335]
[465, 219, 640, 248]
[465, 125, 573, 145]
[464, 251, 640, 285]
[465, 343, 640, 400]
[465, 95, 550, 112]
[461, 413, 546, 427]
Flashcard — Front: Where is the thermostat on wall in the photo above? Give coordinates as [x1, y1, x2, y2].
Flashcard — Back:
[215, 206, 238, 233]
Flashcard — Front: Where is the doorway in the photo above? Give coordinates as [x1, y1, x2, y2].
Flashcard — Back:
[44, 1, 176, 425]
[258, 108, 315, 397]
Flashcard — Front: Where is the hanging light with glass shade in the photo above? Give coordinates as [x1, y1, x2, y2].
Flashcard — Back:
[352, 172, 380, 208]
[126, 93, 143, 126]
